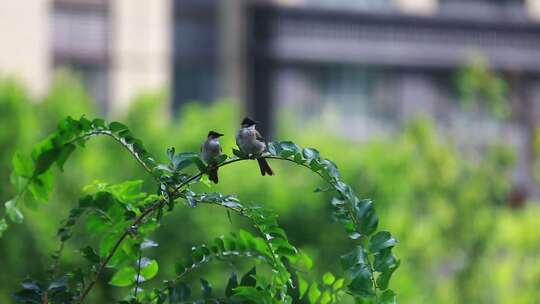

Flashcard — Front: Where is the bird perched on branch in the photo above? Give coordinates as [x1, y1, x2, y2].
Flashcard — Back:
[236, 117, 274, 176]
[201, 130, 224, 183]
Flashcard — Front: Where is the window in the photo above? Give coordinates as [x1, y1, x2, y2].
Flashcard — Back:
[52, 0, 109, 110]
[275, 65, 398, 138]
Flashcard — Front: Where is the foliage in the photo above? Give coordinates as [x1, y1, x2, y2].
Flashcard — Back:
[5, 114, 399, 303]
[455, 55, 509, 120]
[0, 77, 537, 304]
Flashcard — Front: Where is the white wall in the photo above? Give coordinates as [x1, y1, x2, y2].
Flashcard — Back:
[527, 0, 540, 21]
[110, 0, 172, 114]
[0, 0, 51, 96]
[395, 0, 437, 15]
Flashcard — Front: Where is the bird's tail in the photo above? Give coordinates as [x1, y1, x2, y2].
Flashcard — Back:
[257, 158, 274, 176]
[208, 167, 219, 184]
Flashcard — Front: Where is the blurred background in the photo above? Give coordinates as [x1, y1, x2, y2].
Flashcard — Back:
[2, 0, 540, 303]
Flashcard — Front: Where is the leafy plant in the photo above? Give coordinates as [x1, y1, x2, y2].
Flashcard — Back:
[455, 55, 509, 120]
[5, 116, 399, 303]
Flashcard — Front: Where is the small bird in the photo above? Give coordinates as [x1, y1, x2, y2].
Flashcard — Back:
[201, 130, 224, 183]
[236, 117, 274, 176]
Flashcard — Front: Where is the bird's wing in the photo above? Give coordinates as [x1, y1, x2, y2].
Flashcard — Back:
[255, 129, 265, 142]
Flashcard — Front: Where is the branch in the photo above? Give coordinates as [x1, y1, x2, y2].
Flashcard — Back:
[78, 153, 370, 302]
[78, 201, 162, 303]
[134, 252, 143, 299]
[65, 129, 155, 177]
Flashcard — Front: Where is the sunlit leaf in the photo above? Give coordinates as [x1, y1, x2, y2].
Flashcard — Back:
[110, 267, 136, 287]
[140, 258, 159, 281]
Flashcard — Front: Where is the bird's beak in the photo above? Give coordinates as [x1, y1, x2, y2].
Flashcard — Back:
[217, 133, 224, 137]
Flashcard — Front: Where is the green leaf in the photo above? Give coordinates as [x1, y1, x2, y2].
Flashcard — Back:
[99, 233, 119, 258]
[369, 231, 397, 253]
[10, 174, 28, 193]
[0, 218, 8, 237]
[302, 148, 320, 160]
[320, 159, 340, 180]
[298, 276, 309, 299]
[279, 141, 300, 158]
[80, 246, 100, 263]
[231, 287, 272, 303]
[374, 248, 398, 272]
[186, 195, 197, 208]
[13, 279, 42, 303]
[240, 267, 256, 287]
[292, 250, 313, 271]
[109, 121, 128, 133]
[172, 152, 197, 170]
[320, 291, 332, 304]
[190, 156, 207, 172]
[322, 272, 335, 286]
[340, 246, 367, 270]
[333, 278, 345, 290]
[377, 260, 400, 290]
[309, 158, 323, 171]
[5, 199, 23, 223]
[34, 148, 61, 176]
[167, 147, 175, 161]
[225, 272, 238, 297]
[109, 180, 145, 204]
[110, 267, 137, 287]
[308, 282, 321, 303]
[379, 289, 397, 304]
[79, 116, 93, 131]
[200, 278, 212, 299]
[12, 152, 34, 178]
[280, 141, 300, 152]
[140, 258, 159, 281]
[92, 118, 106, 128]
[354, 199, 379, 237]
[267, 142, 281, 156]
[28, 169, 54, 202]
[56, 143, 76, 171]
[348, 264, 374, 297]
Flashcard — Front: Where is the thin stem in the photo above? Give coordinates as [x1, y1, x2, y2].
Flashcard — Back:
[78, 154, 348, 302]
[78, 202, 162, 303]
[134, 252, 143, 299]
[65, 129, 155, 177]
[171, 157, 245, 195]
[49, 241, 65, 280]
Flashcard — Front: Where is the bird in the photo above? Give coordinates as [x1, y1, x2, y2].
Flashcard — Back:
[235, 117, 274, 176]
[200, 130, 224, 183]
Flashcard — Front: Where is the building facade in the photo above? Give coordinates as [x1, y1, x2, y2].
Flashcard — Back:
[2, 0, 540, 196]
[0, 0, 171, 114]
[173, 0, 540, 198]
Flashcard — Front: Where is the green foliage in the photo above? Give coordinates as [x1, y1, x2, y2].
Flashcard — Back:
[455, 55, 509, 119]
[0, 78, 535, 304]
[6, 113, 399, 303]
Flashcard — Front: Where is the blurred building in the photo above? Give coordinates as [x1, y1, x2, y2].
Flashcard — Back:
[2, 0, 540, 195]
[0, 0, 170, 114]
